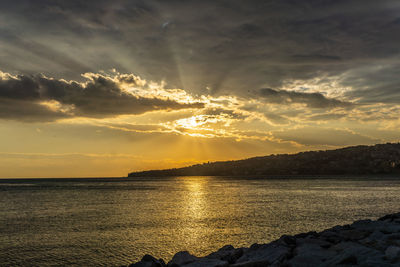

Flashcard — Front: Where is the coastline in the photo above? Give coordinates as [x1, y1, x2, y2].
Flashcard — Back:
[129, 212, 400, 267]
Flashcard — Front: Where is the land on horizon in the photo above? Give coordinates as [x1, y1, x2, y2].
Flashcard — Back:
[129, 143, 400, 177]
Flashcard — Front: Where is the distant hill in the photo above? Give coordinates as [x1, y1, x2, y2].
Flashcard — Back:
[128, 143, 400, 177]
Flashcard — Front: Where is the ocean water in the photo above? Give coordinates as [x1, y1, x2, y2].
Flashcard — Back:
[1, 176, 400, 266]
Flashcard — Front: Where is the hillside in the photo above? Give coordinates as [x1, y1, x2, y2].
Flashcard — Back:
[128, 143, 400, 177]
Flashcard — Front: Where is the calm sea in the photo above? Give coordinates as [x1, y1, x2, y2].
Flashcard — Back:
[1, 176, 400, 266]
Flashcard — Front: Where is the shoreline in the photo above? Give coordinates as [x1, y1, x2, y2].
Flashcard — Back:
[129, 212, 400, 267]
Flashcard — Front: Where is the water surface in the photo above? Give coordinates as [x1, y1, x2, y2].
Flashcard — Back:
[1, 176, 400, 266]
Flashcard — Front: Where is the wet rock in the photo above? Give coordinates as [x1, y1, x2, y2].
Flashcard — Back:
[320, 230, 342, 245]
[385, 246, 400, 262]
[352, 219, 373, 226]
[206, 245, 243, 263]
[339, 229, 371, 241]
[379, 213, 400, 222]
[167, 251, 198, 266]
[296, 236, 332, 249]
[288, 243, 336, 267]
[235, 243, 291, 266]
[293, 231, 318, 239]
[325, 242, 383, 266]
[278, 235, 297, 246]
[183, 258, 228, 267]
[129, 254, 166, 267]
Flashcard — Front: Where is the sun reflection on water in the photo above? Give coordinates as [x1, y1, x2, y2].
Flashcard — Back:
[179, 177, 211, 244]
[183, 177, 208, 218]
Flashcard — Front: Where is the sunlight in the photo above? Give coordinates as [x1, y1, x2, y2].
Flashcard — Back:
[183, 177, 208, 219]
[175, 116, 208, 129]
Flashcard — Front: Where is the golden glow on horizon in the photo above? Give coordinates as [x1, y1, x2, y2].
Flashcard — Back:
[1, 70, 399, 178]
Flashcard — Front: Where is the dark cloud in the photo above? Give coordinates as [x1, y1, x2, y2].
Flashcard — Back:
[0, 72, 203, 122]
[202, 108, 247, 120]
[342, 63, 400, 104]
[0, 0, 399, 102]
[291, 54, 342, 63]
[273, 127, 380, 147]
[308, 113, 347, 121]
[258, 88, 352, 109]
[0, 99, 70, 122]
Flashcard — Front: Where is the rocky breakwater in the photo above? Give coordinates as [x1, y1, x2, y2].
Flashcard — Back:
[128, 212, 400, 267]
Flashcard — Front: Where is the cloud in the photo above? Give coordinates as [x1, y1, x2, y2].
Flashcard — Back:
[258, 88, 352, 109]
[341, 63, 400, 104]
[0, 71, 203, 122]
[1, 0, 400, 100]
[272, 127, 381, 147]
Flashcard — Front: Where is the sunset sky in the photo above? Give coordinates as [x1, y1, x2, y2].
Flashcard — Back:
[1, 0, 400, 177]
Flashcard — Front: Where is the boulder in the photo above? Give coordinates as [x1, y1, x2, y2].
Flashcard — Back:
[167, 251, 198, 266]
[129, 255, 166, 267]
[206, 245, 244, 263]
[385, 246, 400, 262]
[183, 258, 228, 267]
[235, 243, 291, 266]
[379, 213, 400, 222]
[324, 242, 384, 266]
[339, 229, 371, 241]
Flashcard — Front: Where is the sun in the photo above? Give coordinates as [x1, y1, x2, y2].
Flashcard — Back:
[175, 115, 208, 130]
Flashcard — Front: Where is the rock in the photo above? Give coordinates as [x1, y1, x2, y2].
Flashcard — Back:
[385, 246, 400, 262]
[167, 251, 198, 266]
[206, 245, 243, 263]
[235, 243, 291, 266]
[128, 212, 400, 267]
[287, 242, 336, 267]
[293, 231, 318, 239]
[379, 213, 400, 222]
[325, 241, 384, 266]
[320, 230, 342, 245]
[296, 236, 332, 249]
[129, 254, 166, 267]
[339, 229, 371, 241]
[230, 260, 275, 267]
[183, 258, 228, 267]
[352, 219, 373, 226]
[278, 235, 297, 246]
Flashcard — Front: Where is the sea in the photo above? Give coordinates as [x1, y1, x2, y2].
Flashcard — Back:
[1, 176, 400, 266]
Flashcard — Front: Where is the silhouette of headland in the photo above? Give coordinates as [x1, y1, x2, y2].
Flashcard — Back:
[128, 143, 400, 177]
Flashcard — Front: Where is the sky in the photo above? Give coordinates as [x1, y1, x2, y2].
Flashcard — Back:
[1, 0, 400, 177]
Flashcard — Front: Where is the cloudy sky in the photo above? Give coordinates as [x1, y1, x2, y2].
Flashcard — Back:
[1, 0, 400, 177]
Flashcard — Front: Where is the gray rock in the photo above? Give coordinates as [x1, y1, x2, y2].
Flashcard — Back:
[183, 258, 228, 267]
[296, 243, 335, 258]
[385, 246, 400, 262]
[379, 213, 400, 222]
[230, 259, 274, 267]
[288, 243, 336, 267]
[294, 231, 318, 239]
[352, 219, 373, 227]
[324, 242, 384, 266]
[206, 245, 243, 263]
[168, 251, 198, 266]
[129, 255, 166, 267]
[235, 243, 291, 266]
[367, 229, 385, 240]
[339, 229, 371, 241]
[296, 236, 332, 249]
[320, 230, 342, 245]
[278, 235, 297, 246]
